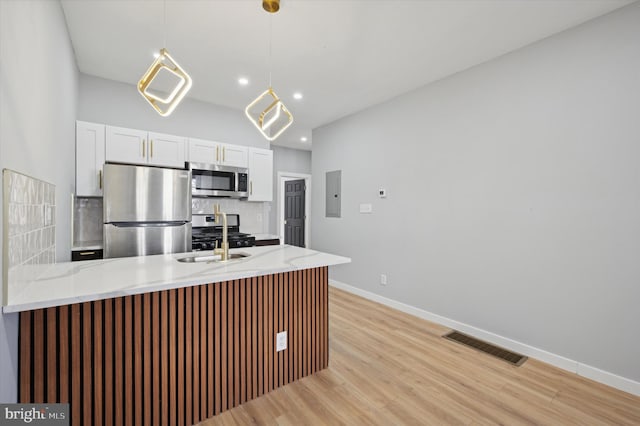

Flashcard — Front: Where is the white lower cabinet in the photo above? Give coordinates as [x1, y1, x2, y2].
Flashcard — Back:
[248, 148, 273, 202]
[76, 121, 105, 196]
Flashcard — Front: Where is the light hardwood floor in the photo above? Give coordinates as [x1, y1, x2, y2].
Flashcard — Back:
[200, 287, 640, 425]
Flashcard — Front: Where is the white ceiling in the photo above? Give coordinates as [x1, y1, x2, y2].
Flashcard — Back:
[61, 0, 633, 150]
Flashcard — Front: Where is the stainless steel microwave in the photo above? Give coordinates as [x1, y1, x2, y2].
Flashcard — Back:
[190, 162, 248, 198]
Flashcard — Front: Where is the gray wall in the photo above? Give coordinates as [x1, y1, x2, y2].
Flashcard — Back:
[78, 74, 269, 150]
[0, 0, 79, 402]
[269, 146, 312, 236]
[312, 3, 640, 383]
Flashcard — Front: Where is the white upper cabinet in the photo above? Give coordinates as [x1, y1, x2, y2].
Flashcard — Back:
[248, 148, 273, 202]
[106, 126, 186, 169]
[105, 126, 146, 165]
[147, 132, 187, 168]
[219, 143, 248, 168]
[188, 138, 217, 164]
[76, 121, 106, 196]
[187, 138, 248, 168]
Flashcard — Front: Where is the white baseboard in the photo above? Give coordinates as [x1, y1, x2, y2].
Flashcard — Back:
[329, 279, 640, 397]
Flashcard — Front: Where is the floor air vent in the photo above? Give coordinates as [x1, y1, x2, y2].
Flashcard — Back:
[443, 331, 527, 366]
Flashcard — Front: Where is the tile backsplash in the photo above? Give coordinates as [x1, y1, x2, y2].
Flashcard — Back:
[3, 169, 56, 270]
[73, 197, 103, 245]
[192, 198, 269, 234]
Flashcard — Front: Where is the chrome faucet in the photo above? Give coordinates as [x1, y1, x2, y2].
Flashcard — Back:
[213, 204, 229, 261]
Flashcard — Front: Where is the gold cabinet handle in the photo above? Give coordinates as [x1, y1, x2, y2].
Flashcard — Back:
[70, 193, 74, 246]
[99, 170, 102, 190]
[223, 146, 226, 162]
[79, 251, 96, 256]
[216, 146, 219, 162]
[250, 181, 253, 195]
[142, 139, 146, 157]
[150, 139, 154, 158]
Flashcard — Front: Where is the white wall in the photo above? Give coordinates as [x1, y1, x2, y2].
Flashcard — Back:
[312, 2, 640, 386]
[269, 146, 312, 235]
[78, 73, 269, 150]
[0, 0, 79, 402]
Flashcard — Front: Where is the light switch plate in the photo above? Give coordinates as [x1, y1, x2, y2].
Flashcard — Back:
[359, 203, 373, 214]
[276, 331, 287, 352]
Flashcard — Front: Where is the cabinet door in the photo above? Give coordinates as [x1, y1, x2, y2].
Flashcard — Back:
[188, 138, 218, 165]
[148, 132, 187, 168]
[76, 121, 105, 196]
[220, 143, 249, 168]
[248, 148, 273, 202]
[105, 126, 147, 165]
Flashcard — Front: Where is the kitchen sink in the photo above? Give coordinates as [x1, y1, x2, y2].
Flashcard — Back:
[177, 252, 251, 263]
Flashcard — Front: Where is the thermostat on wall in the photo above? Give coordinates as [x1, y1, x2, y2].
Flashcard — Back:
[378, 188, 387, 198]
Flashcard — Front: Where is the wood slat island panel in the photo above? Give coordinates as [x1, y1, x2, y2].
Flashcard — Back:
[18, 267, 328, 426]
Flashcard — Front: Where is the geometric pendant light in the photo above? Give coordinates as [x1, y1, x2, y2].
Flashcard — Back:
[137, 48, 192, 117]
[245, 87, 293, 141]
[245, 0, 293, 141]
[137, 0, 192, 117]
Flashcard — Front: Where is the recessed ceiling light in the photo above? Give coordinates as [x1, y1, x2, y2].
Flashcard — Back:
[238, 77, 249, 86]
[301, 137, 308, 142]
[293, 92, 303, 100]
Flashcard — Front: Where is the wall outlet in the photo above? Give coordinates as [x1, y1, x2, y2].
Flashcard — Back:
[276, 331, 287, 352]
[380, 274, 387, 286]
[359, 203, 373, 214]
[379, 188, 386, 198]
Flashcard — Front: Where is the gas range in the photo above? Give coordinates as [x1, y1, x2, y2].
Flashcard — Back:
[191, 213, 256, 251]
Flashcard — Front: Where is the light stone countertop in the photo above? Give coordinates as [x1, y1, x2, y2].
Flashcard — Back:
[71, 240, 104, 250]
[253, 233, 281, 241]
[4, 245, 350, 313]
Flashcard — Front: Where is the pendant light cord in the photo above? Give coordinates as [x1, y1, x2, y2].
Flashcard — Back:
[268, 13, 273, 88]
[163, 0, 167, 49]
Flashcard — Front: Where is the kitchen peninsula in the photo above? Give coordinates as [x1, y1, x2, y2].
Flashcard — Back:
[5, 245, 350, 425]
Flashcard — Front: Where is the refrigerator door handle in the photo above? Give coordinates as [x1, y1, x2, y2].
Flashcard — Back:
[110, 222, 188, 228]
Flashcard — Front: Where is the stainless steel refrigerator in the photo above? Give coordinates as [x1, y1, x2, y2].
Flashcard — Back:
[103, 163, 192, 258]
